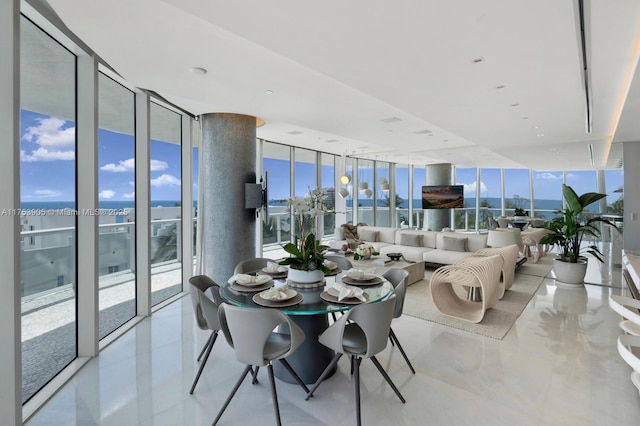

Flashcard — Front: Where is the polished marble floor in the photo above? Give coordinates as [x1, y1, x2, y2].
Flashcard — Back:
[26, 254, 640, 425]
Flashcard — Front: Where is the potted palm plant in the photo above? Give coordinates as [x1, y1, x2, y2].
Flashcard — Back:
[540, 184, 618, 285]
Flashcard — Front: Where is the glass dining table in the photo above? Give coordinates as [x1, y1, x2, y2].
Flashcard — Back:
[219, 272, 393, 384]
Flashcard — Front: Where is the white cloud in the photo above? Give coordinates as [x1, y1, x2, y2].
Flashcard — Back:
[99, 190, 115, 199]
[23, 117, 75, 148]
[21, 147, 75, 162]
[21, 118, 75, 162]
[151, 174, 181, 187]
[535, 172, 560, 180]
[461, 181, 487, 195]
[100, 158, 167, 172]
[25, 189, 62, 199]
[122, 192, 135, 199]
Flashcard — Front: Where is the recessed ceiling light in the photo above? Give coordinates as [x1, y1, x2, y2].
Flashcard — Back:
[414, 129, 431, 134]
[287, 130, 303, 135]
[190, 67, 207, 75]
[471, 57, 485, 64]
[496, 85, 506, 89]
[511, 103, 520, 107]
[265, 90, 274, 94]
[381, 117, 401, 123]
[443, 139, 449, 142]
[522, 117, 529, 120]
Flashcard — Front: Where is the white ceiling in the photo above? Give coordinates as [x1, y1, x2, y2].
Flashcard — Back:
[44, 0, 640, 170]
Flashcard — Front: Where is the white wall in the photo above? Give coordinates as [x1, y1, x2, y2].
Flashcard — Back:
[623, 142, 640, 251]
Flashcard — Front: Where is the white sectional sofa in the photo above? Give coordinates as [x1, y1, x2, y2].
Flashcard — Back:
[330, 225, 489, 267]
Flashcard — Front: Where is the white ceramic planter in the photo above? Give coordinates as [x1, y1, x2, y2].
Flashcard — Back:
[553, 258, 588, 285]
[287, 268, 324, 285]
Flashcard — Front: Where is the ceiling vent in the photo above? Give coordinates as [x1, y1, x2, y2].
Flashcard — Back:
[287, 130, 303, 135]
[325, 139, 339, 143]
[381, 117, 401, 123]
[414, 129, 432, 134]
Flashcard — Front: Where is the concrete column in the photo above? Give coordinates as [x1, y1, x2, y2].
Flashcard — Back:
[200, 113, 257, 285]
[425, 163, 452, 231]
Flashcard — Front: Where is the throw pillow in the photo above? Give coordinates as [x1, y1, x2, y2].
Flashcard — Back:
[359, 229, 379, 242]
[400, 233, 422, 247]
[442, 236, 467, 252]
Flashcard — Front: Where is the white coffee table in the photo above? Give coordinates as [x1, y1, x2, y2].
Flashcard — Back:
[349, 256, 426, 286]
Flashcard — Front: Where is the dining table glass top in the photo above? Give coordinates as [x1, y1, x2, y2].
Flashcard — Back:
[219, 274, 393, 316]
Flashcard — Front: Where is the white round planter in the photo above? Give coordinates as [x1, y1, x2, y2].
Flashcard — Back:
[287, 268, 324, 286]
[553, 258, 588, 285]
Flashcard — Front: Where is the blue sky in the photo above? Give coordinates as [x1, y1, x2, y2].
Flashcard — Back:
[21, 110, 183, 203]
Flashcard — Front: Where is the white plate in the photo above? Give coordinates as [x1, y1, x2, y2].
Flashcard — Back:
[235, 275, 271, 287]
[258, 287, 297, 302]
[343, 272, 377, 282]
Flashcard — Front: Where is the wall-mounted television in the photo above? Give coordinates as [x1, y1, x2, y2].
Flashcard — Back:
[421, 185, 464, 209]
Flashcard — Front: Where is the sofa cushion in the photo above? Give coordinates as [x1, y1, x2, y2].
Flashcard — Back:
[442, 236, 467, 252]
[400, 232, 422, 247]
[359, 229, 378, 242]
[423, 249, 474, 266]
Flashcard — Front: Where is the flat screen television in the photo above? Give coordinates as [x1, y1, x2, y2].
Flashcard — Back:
[421, 185, 464, 209]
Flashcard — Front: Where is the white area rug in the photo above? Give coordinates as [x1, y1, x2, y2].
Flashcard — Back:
[404, 256, 553, 340]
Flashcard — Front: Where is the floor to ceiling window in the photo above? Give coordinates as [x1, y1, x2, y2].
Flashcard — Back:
[395, 163, 409, 227]
[455, 167, 477, 230]
[20, 15, 77, 403]
[320, 153, 336, 237]
[375, 161, 391, 227]
[358, 159, 375, 225]
[263, 142, 291, 246]
[412, 165, 426, 229]
[604, 169, 624, 215]
[532, 170, 562, 220]
[504, 168, 531, 217]
[149, 102, 182, 306]
[97, 73, 136, 339]
[479, 168, 501, 228]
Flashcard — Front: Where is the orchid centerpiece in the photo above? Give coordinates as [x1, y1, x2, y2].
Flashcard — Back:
[353, 243, 379, 260]
[279, 188, 333, 273]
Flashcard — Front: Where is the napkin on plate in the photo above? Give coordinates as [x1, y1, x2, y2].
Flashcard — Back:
[323, 259, 337, 270]
[264, 261, 287, 273]
[332, 282, 366, 302]
[343, 268, 372, 280]
[228, 274, 270, 285]
[260, 285, 293, 301]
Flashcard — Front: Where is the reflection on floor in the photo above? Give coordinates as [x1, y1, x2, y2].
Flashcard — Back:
[25, 249, 640, 425]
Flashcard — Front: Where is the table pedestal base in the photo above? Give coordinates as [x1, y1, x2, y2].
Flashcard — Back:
[273, 314, 336, 384]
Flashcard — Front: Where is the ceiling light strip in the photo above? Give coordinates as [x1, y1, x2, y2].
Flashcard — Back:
[577, 0, 593, 134]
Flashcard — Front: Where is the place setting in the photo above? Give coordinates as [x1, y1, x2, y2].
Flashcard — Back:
[320, 282, 369, 305]
[227, 273, 274, 293]
[252, 285, 304, 308]
[257, 261, 289, 279]
[322, 258, 342, 276]
[340, 268, 384, 286]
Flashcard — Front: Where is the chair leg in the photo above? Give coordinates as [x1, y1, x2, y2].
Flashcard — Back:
[389, 328, 415, 374]
[190, 330, 218, 394]
[267, 364, 282, 426]
[197, 332, 214, 361]
[277, 358, 310, 394]
[305, 353, 342, 400]
[370, 355, 406, 403]
[353, 356, 362, 426]
[252, 366, 260, 384]
[212, 364, 252, 425]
